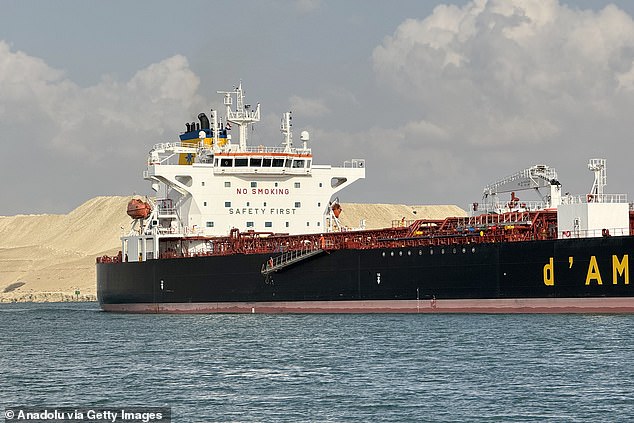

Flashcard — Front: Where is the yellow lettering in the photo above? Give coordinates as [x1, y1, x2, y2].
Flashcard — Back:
[585, 256, 603, 285]
[612, 254, 629, 285]
[543, 257, 554, 286]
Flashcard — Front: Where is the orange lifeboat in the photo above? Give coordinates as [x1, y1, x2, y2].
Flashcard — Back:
[127, 199, 152, 219]
[331, 203, 342, 218]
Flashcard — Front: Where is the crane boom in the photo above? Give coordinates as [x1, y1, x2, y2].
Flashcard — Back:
[478, 164, 561, 213]
[483, 165, 558, 196]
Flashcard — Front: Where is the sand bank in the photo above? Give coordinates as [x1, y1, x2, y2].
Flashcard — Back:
[0, 197, 465, 302]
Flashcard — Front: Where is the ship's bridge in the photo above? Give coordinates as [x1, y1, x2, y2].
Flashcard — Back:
[213, 146, 313, 175]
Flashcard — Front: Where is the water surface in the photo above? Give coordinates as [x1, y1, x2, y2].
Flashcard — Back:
[1, 303, 633, 422]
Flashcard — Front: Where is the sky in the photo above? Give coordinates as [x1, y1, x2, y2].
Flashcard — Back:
[1, 0, 634, 215]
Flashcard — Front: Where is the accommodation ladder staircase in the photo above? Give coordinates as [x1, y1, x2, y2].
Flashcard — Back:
[261, 246, 325, 278]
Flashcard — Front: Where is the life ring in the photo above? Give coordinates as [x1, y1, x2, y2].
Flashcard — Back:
[563, 231, 571, 238]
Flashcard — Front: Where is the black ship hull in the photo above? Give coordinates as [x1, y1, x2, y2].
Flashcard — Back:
[97, 236, 634, 313]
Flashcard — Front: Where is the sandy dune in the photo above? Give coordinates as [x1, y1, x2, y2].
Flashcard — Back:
[0, 196, 131, 302]
[0, 197, 465, 302]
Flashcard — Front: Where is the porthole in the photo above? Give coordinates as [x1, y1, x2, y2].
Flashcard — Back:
[390, 251, 394, 257]
[407, 251, 411, 256]
[399, 251, 403, 257]
[453, 248, 456, 254]
[382, 252, 386, 257]
[419, 250, 422, 255]
[430, 249, 434, 255]
[462, 247, 466, 254]
[472, 247, 476, 253]
[441, 248, 445, 255]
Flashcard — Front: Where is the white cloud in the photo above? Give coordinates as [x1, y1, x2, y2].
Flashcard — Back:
[372, 0, 634, 148]
[0, 41, 203, 161]
[362, 0, 634, 204]
[295, 0, 320, 14]
[289, 95, 330, 118]
[0, 40, 209, 213]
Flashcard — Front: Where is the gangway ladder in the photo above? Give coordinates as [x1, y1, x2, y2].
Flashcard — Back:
[261, 246, 326, 282]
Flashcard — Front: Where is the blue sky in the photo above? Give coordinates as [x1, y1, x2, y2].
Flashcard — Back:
[1, 0, 634, 214]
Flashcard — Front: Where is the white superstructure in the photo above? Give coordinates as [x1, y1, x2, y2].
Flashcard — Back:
[557, 159, 629, 238]
[123, 83, 365, 262]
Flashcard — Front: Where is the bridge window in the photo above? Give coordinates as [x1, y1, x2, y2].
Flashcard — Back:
[262, 158, 272, 167]
[250, 158, 262, 167]
[292, 159, 305, 168]
[285, 159, 292, 168]
[272, 158, 285, 167]
[235, 158, 248, 167]
[220, 158, 233, 167]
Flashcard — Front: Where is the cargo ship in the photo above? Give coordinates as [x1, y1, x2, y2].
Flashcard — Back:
[97, 83, 634, 313]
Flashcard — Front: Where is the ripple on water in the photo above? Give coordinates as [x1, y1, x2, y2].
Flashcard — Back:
[1, 303, 634, 422]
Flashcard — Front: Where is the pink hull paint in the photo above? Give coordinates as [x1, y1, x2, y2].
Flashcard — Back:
[101, 297, 634, 314]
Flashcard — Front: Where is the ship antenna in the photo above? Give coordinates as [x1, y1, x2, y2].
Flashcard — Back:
[588, 158, 606, 202]
[217, 82, 261, 150]
[281, 111, 293, 151]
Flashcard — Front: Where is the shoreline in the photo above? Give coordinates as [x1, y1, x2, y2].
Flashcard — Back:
[0, 292, 97, 303]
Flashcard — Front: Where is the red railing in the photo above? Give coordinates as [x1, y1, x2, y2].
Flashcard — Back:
[97, 210, 565, 263]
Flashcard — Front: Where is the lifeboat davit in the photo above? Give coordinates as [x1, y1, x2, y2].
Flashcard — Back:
[331, 203, 342, 218]
[127, 199, 152, 219]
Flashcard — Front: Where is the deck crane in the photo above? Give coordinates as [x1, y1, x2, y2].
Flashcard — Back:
[476, 164, 562, 214]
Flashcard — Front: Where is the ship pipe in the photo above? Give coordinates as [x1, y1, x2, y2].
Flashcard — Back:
[198, 113, 210, 130]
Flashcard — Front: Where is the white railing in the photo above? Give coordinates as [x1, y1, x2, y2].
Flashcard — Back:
[471, 193, 630, 215]
[151, 141, 199, 151]
[469, 200, 548, 215]
[343, 159, 365, 169]
[559, 227, 630, 238]
[213, 167, 310, 175]
[241, 146, 312, 155]
[561, 194, 628, 204]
